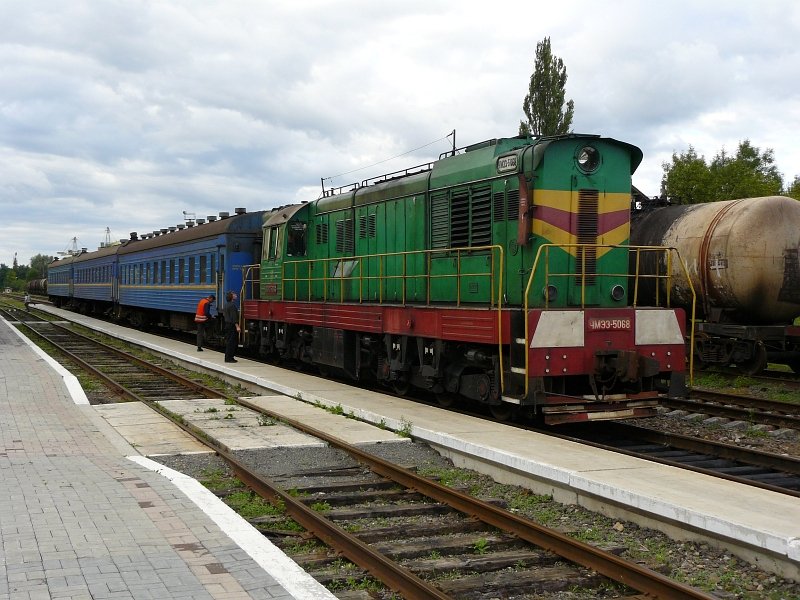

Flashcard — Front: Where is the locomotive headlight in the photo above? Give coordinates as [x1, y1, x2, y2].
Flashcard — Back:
[610, 285, 625, 301]
[577, 146, 600, 173]
[543, 285, 558, 303]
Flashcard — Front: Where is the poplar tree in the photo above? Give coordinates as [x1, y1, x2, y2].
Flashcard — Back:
[519, 37, 574, 137]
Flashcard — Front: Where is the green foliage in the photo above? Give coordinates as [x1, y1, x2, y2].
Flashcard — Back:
[661, 140, 783, 204]
[397, 417, 413, 438]
[29, 254, 54, 279]
[473, 538, 489, 554]
[519, 37, 574, 137]
[786, 175, 800, 200]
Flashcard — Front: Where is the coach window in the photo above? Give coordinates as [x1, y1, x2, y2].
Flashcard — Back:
[189, 257, 195, 284]
[210, 255, 216, 283]
[200, 255, 207, 284]
[178, 258, 185, 284]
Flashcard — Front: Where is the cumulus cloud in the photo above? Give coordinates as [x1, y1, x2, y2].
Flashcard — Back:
[1, 0, 799, 265]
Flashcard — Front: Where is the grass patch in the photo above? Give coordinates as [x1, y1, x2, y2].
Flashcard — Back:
[225, 490, 284, 519]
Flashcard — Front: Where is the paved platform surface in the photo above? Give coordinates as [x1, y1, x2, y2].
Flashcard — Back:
[0, 315, 336, 600]
[29, 304, 800, 582]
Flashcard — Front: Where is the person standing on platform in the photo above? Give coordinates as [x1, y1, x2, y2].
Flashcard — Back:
[194, 294, 215, 351]
[223, 290, 240, 363]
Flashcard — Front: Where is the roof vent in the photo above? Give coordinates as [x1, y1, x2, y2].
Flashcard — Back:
[219, 211, 230, 219]
[235, 207, 246, 215]
[196, 218, 205, 225]
[207, 215, 217, 222]
[177, 223, 186, 230]
[169, 226, 177, 232]
[130, 232, 138, 240]
[153, 231, 160, 236]
[186, 221, 194, 227]
[161, 228, 168, 234]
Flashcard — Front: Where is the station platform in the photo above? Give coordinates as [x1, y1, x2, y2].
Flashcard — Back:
[0, 315, 337, 600]
[7, 305, 800, 584]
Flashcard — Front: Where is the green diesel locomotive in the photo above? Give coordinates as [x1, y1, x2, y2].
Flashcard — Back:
[242, 134, 691, 424]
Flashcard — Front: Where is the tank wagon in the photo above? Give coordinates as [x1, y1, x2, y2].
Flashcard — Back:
[26, 278, 48, 296]
[48, 209, 268, 344]
[241, 134, 691, 424]
[631, 196, 800, 374]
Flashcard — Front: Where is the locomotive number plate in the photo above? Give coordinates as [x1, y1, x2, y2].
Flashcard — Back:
[588, 317, 631, 331]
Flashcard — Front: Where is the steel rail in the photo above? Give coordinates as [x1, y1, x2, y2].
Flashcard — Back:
[689, 389, 800, 416]
[549, 422, 800, 499]
[235, 398, 716, 600]
[666, 396, 800, 430]
[150, 401, 452, 600]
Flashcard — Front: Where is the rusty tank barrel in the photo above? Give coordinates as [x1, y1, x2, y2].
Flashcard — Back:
[631, 196, 800, 324]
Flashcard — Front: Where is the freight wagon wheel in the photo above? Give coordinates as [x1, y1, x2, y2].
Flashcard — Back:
[738, 342, 767, 376]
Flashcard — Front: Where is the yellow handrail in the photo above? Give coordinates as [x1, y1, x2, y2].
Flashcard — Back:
[256, 246, 506, 392]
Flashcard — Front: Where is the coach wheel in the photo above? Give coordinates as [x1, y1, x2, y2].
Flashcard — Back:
[788, 358, 800, 375]
[436, 393, 457, 408]
[392, 379, 410, 396]
[489, 402, 514, 421]
[738, 342, 767, 376]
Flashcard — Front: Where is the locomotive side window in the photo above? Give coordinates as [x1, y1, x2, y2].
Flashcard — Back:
[267, 226, 281, 260]
[287, 223, 306, 256]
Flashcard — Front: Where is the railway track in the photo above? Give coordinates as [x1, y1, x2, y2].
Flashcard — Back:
[556, 421, 800, 498]
[666, 389, 800, 430]
[2, 304, 715, 599]
[0, 304, 227, 403]
[180, 399, 716, 599]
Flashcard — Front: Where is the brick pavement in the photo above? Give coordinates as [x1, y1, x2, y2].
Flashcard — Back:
[0, 317, 333, 600]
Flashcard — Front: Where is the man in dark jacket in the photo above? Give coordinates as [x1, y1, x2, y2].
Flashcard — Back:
[222, 291, 240, 363]
[194, 294, 215, 351]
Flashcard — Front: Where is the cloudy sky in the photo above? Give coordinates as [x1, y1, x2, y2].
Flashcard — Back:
[3, 1, 799, 267]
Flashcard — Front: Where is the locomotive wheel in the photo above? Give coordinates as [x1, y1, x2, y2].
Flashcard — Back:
[489, 402, 514, 421]
[738, 342, 767, 376]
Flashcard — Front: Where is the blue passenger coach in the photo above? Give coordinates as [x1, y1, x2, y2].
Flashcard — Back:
[47, 255, 75, 307]
[48, 208, 268, 342]
[72, 244, 119, 312]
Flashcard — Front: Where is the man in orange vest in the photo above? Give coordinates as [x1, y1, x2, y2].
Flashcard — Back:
[195, 294, 215, 351]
